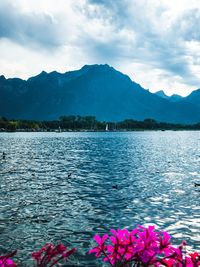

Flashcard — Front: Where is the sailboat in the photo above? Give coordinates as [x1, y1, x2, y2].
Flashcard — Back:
[106, 124, 109, 131]
[55, 126, 62, 132]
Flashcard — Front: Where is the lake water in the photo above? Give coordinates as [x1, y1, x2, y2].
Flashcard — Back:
[0, 131, 200, 266]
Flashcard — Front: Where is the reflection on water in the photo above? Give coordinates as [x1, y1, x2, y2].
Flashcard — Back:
[0, 131, 200, 266]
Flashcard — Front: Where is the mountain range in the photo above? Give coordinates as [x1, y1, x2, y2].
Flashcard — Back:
[0, 64, 200, 124]
[154, 90, 183, 102]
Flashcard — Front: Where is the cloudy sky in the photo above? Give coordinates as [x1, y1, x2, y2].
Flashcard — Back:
[0, 0, 200, 96]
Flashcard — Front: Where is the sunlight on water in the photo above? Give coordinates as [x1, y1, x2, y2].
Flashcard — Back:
[0, 131, 200, 266]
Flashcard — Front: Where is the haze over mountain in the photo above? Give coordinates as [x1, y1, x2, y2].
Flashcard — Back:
[0, 64, 200, 124]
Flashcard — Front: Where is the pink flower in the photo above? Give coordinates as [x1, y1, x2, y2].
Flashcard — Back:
[56, 244, 66, 253]
[0, 258, 17, 267]
[189, 252, 200, 267]
[137, 225, 158, 246]
[157, 231, 172, 255]
[89, 226, 200, 267]
[32, 243, 76, 267]
[89, 234, 108, 257]
[32, 251, 42, 261]
[0, 251, 17, 267]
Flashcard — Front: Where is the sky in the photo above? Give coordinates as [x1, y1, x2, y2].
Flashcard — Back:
[0, 0, 200, 96]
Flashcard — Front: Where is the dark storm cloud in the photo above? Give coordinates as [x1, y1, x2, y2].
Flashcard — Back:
[0, 1, 61, 48]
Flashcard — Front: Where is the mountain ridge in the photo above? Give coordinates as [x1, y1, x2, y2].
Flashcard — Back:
[0, 64, 200, 124]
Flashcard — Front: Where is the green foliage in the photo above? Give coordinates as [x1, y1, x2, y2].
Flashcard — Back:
[0, 115, 200, 132]
[59, 115, 97, 129]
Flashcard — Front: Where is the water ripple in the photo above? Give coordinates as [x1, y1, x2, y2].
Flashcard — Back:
[0, 131, 200, 266]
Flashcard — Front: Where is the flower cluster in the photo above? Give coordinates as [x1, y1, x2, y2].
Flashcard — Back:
[89, 225, 200, 267]
[0, 228, 199, 267]
[32, 243, 76, 267]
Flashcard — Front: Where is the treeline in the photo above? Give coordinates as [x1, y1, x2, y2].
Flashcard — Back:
[1, 116, 200, 132]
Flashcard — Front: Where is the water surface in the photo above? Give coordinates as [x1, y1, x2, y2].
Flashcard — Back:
[0, 131, 200, 266]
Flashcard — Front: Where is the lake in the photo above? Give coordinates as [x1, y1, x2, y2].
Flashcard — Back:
[0, 131, 200, 266]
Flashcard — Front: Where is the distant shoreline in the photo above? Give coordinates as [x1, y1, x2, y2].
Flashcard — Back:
[1, 129, 200, 133]
[1, 115, 200, 132]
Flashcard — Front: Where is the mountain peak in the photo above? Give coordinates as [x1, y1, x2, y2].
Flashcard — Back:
[39, 70, 48, 76]
[27, 70, 48, 81]
[155, 90, 183, 102]
[0, 75, 6, 80]
[81, 63, 112, 71]
[80, 64, 133, 84]
[188, 88, 200, 96]
[185, 88, 200, 107]
[1, 64, 200, 123]
[155, 90, 169, 99]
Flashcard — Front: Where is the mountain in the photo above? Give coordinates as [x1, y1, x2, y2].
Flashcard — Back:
[0, 64, 200, 124]
[155, 90, 169, 99]
[155, 90, 183, 102]
[184, 88, 200, 107]
[169, 94, 183, 102]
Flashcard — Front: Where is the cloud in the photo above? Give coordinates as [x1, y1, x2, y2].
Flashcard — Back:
[175, 8, 200, 42]
[1, 0, 200, 95]
[83, 0, 200, 95]
[0, 1, 64, 48]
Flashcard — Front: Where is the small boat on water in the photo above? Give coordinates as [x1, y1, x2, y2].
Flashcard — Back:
[106, 124, 109, 131]
[55, 126, 62, 133]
